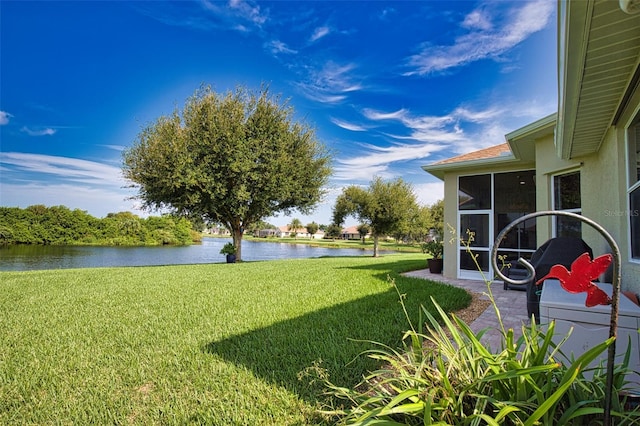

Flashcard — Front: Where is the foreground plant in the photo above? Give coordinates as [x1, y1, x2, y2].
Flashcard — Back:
[320, 230, 640, 425]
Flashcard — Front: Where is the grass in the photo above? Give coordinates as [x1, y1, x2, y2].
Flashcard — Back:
[0, 253, 471, 425]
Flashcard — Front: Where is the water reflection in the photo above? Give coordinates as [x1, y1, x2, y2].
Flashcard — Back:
[0, 239, 384, 271]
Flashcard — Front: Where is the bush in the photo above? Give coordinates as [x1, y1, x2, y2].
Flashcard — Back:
[219, 243, 237, 255]
[421, 240, 443, 259]
[321, 278, 640, 425]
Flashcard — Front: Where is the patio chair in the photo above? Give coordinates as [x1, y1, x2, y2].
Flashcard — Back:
[501, 236, 594, 322]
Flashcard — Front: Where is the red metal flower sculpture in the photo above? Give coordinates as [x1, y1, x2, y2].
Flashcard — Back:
[536, 252, 612, 307]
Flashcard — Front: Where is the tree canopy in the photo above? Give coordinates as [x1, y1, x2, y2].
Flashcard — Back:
[0, 205, 196, 246]
[122, 85, 332, 260]
[332, 177, 419, 256]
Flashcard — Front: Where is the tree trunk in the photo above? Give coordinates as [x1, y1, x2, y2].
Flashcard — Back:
[232, 226, 243, 261]
[373, 234, 379, 257]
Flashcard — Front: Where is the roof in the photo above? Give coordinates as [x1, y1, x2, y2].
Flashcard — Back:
[342, 226, 360, 234]
[432, 143, 511, 166]
[423, 143, 517, 180]
[422, 113, 556, 180]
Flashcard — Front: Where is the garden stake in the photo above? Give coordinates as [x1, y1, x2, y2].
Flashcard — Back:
[491, 211, 621, 425]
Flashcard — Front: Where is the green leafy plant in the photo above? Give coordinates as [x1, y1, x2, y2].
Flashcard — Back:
[421, 240, 443, 259]
[320, 230, 640, 425]
[219, 242, 237, 255]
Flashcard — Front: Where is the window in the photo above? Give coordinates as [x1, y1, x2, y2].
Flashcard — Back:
[552, 171, 581, 238]
[458, 174, 491, 276]
[628, 118, 640, 259]
[457, 171, 536, 278]
[459, 174, 491, 210]
[494, 171, 537, 264]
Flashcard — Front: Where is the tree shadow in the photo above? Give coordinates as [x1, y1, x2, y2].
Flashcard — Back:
[203, 260, 470, 405]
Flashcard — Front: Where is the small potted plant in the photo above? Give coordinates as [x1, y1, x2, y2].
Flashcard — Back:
[220, 242, 237, 263]
[421, 240, 444, 273]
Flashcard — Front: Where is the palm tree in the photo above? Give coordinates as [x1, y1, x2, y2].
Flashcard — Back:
[288, 218, 303, 239]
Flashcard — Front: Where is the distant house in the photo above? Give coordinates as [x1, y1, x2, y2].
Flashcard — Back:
[311, 229, 325, 240]
[422, 0, 640, 290]
[341, 225, 370, 241]
[276, 225, 324, 239]
[205, 226, 231, 236]
[257, 228, 278, 238]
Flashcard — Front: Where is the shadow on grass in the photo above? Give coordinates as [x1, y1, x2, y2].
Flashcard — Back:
[203, 259, 470, 405]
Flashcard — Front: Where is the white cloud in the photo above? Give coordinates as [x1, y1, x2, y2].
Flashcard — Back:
[413, 181, 445, 206]
[0, 182, 140, 218]
[0, 152, 125, 187]
[142, 0, 268, 33]
[452, 106, 503, 123]
[362, 108, 408, 121]
[462, 9, 493, 31]
[265, 39, 297, 55]
[0, 111, 12, 125]
[226, 0, 267, 26]
[0, 153, 140, 217]
[330, 117, 367, 132]
[310, 26, 330, 42]
[362, 105, 509, 144]
[406, 0, 554, 75]
[334, 163, 391, 181]
[20, 127, 57, 136]
[362, 108, 465, 143]
[340, 142, 443, 167]
[99, 144, 127, 152]
[334, 96, 553, 185]
[296, 61, 362, 104]
[334, 141, 445, 181]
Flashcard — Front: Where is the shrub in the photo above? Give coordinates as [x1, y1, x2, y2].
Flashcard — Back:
[421, 240, 443, 259]
[320, 267, 640, 424]
[219, 243, 237, 255]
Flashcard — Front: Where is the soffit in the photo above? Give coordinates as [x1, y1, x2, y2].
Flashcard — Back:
[559, 0, 640, 159]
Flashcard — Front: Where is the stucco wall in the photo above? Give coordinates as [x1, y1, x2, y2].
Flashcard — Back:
[442, 172, 458, 278]
[579, 127, 626, 259]
[576, 96, 640, 291]
[533, 134, 581, 245]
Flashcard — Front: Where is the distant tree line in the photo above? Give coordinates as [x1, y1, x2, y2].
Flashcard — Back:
[0, 205, 200, 246]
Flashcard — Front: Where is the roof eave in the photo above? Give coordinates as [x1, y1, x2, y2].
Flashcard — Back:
[422, 155, 520, 180]
[506, 113, 557, 161]
[556, 0, 591, 160]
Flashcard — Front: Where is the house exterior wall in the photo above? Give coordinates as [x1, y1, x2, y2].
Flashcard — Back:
[577, 90, 640, 292]
[533, 133, 581, 245]
[579, 128, 626, 263]
[442, 172, 458, 278]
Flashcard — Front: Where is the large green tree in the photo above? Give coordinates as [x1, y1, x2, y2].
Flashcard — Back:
[122, 85, 332, 260]
[332, 177, 419, 257]
[403, 199, 445, 244]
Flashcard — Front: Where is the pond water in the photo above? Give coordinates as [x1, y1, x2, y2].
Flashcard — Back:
[0, 238, 386, 271]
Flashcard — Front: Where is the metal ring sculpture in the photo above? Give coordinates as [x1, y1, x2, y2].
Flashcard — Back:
[491, 211, 620, 425]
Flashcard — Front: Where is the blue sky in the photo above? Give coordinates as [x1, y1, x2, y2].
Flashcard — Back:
[0, 0, 557, 227]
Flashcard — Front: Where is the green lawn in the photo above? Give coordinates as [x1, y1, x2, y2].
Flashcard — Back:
[0, 254, 470, 425]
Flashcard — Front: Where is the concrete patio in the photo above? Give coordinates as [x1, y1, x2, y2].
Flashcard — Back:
[404, 269, 530, 350]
